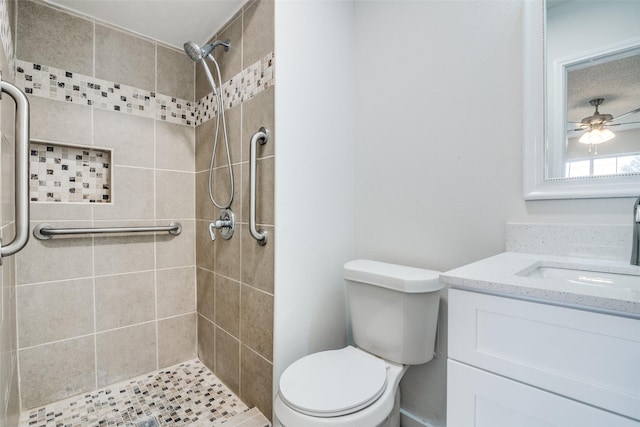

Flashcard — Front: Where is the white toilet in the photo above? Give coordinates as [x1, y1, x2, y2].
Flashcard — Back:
[274, 259, 443, 427]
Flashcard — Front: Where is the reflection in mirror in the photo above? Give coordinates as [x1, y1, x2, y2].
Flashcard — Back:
[523, 0, 640, 199]
[546, 1, 640, 180]
[565, 52, 640, 178]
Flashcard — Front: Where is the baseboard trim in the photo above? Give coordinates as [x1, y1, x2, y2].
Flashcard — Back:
[399, 408, 439, 427]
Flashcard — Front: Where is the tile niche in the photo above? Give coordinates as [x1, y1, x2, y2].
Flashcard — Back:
[29, 140, 111, 203]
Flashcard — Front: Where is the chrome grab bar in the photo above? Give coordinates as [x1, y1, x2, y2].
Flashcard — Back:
[249, 127, 269, 246]
[0, 79, 31, 260]
[34, 222, 182, 240]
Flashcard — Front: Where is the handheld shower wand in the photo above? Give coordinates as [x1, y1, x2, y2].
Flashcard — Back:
[184, 38, 235, 241]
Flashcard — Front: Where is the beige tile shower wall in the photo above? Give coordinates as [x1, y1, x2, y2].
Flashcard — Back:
[0, 1, 20, 426]
[195, 0, 275, 420]
[14, 0, 197, 409]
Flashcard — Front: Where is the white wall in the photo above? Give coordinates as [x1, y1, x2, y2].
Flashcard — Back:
[273, 0, 355, 399]
[353, 0, 636, 269]
[273, 1, 638, 425]
[354, 1, 525, 273]
[353, 1, 635, 425]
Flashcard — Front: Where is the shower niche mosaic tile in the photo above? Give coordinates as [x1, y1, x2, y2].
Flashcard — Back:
[29, 141, 111, 203]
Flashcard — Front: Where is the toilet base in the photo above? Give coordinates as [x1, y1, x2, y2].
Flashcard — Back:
[377, 387, 401, 427]
[389, 388, 401, 427]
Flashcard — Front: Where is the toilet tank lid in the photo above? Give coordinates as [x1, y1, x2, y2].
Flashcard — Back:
[344, 259, 443, 293]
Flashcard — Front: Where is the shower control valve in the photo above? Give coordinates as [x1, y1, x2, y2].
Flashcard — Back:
[208, 209, 235, 241]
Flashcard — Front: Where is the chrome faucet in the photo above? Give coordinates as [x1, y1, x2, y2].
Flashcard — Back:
[632, 195, 640, 266]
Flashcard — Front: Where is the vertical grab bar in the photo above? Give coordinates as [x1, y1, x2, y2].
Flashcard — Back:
[249, 127, 269, 246]
[0, 79, 31, 260]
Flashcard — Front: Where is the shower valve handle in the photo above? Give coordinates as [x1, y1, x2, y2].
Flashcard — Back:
[208, 209, 235, 241]
[208, 220, 231, 241]
[211, 219, 232, 229]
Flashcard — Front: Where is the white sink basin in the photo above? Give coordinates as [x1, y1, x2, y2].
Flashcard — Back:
[523, 265, 640, 289]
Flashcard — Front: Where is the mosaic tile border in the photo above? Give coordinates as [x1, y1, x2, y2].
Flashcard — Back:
[195, 52, 274, 125]
[0, 0, 15, 78]
[18, 359, 266, 427]
[29, 141, 111, 203]
[15, 59, 196, 126]
[15, 52, 275, 127]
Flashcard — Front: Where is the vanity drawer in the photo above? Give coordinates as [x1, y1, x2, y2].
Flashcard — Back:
[447, 360, 638, 427]
[448, 288, 640, 420]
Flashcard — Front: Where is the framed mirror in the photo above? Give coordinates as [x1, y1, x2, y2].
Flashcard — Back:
[523, 0, 640, 200]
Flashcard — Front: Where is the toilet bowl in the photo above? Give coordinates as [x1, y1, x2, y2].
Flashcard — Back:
[274, 260, 443, 427]
[274, 347, 407, 427]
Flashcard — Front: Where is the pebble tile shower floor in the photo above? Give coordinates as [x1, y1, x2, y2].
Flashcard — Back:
[19, 359, 270, 427]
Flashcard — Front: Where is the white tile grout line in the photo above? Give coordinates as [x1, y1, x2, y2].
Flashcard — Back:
[238, 9, 244, 394]
[153, 90, 160, 371]
[14, 265, 22, 415]
[192, 52, 198, 359]
[91, 30, 98, 385]
[17, 312, 198, 353]
[92, 235, 98, 389]
[16, 262, 200, 288]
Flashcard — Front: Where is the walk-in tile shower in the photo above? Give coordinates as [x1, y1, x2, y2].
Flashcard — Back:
[0, 0, 275, 424]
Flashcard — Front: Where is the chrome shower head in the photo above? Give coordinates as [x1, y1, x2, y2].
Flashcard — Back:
[183, 39, 231, 62]
[183, 41, 205, 62]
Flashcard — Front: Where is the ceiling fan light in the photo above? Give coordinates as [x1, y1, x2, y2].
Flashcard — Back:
[579, 128, 615, 145]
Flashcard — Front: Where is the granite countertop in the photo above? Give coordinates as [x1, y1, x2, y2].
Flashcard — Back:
[440, 252, 640, 317]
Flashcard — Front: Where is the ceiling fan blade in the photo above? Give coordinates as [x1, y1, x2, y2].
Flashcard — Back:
[611, 107, 640, 122]
[607, 121, 640, 127]
[568, 128, 585, 133]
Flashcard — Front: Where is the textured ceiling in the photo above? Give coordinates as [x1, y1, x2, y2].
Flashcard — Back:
[44, 0, 247, 49]
[567, 53, 640, 127]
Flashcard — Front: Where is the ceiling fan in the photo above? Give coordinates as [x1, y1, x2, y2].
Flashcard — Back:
[568, 98, 640, 146]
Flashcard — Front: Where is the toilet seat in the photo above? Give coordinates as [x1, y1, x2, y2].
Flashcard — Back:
[278, 346, 388, 417]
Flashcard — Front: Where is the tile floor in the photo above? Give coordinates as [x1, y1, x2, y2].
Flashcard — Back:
[19, 359, 270, 427]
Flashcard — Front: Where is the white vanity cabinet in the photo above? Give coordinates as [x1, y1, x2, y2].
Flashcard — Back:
[447, 288, 640, 427]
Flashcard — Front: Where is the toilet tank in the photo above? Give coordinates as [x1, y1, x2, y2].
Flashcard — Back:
[344, 260, 443, 365]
